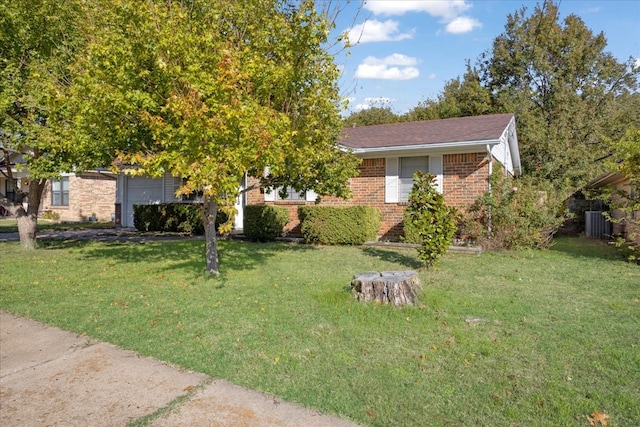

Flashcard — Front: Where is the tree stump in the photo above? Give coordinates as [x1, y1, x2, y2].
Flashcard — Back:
[351, 271, 422, 307]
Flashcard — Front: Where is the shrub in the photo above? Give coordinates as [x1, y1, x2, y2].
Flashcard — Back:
[463, 172, 568, 250]
[403, 172, 458, 267]
[133, 203, 211, 235]
[298, 206, 380, 245]
[40, 210, 61, 221]
[243, 205, 289, 242]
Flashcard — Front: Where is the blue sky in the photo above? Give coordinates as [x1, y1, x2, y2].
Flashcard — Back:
[331, 0, 640, 115]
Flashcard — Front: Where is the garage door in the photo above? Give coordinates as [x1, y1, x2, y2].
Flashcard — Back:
[123, 176, 164, 228]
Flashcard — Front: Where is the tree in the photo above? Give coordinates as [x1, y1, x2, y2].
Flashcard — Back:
[69, 0, 359, 274]
[403, 172, 457, 268]
[605, 128, 640, 261]
[0, 0, 86, 249]
[477, 0, 639, 190]
[404, 63, 493, 122]
[343, 106, 399, 127]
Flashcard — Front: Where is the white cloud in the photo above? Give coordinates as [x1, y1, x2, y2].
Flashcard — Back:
[363, 0, 479, 35]
[364, 0, 471, 20]
[363, 53, 418, 66]
[445, 16, 482, 34]
[347, 19, 414, 44]
[355, 54, 420, 80]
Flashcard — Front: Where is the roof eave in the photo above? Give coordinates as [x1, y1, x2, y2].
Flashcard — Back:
[339, 138, 501, 154]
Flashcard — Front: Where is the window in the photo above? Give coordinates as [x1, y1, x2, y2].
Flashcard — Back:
[51, 177, 69, 206]
[275, 186, 305, 201]
[399, 156, 428, 201]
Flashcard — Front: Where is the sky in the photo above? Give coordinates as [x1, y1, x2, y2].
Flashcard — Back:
[330, 0, 640, 115]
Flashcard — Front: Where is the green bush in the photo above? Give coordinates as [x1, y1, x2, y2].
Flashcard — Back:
[298, 206, 380, 245]
[243, 205, 289, 242]
[133, 203, 211, 235]
[463, 172, 568, 250]
[403, 172, 458, 267]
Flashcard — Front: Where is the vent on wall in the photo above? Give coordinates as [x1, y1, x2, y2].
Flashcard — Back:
[585, 211, 612, 239]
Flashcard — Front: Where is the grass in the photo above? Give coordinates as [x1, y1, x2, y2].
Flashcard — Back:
[0, 218, 114, 233]
[1, 236, 638, 426]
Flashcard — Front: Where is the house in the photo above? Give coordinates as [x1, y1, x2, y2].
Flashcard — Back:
[585, 171, 639, 244]
[0, 152, 116, 222]
[246, 113, 521, 238]
[116, 113, 521, 238]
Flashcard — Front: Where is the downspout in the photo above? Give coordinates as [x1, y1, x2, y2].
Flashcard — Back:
[486, 144, 493, 238]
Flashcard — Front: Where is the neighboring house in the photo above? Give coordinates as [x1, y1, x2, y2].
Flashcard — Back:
[116, 113, 521, 238]
[585, 171, 639, 244]
[247, 113, 521, 238]
[0, 154, 116, 222]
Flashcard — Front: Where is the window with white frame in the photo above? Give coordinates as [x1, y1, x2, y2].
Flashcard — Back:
[399, 156, 429, 201]
[51, 177, 69, 206]
[275, 186, 305, 201]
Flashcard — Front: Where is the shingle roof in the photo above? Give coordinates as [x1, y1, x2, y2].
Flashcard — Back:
[339, 113, 515, 149]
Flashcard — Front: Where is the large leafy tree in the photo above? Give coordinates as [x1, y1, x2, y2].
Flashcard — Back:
[70, 0, 358, 274]
[0, 0, 86, 249]
[477, 0, 639, 190]
[404, 63, 493, 122]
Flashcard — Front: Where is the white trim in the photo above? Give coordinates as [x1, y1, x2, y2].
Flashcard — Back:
[264, 188, 275, 202]
[305, 189, 318, 202]
[429, 155, 443, 193]
[385, 157, 399, 203]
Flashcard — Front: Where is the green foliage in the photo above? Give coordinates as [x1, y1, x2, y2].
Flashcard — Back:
[603, 128, 640, 262]
[477, 0, 639, 190]
[298, 206, 380, 245]
[464, 171, 567, 250]
[243, 205, 289, 242]
[132, 203, 218, 235]
[40, 211, 61, 221]
[343, 106, 399, 127]
[65, 0, 359, 272]
[403, 62, 493, 122]
[404, 172, 458, 267]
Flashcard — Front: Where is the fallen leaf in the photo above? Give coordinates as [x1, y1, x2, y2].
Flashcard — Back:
[366, 410, 378, 419]
[586, 411, 610, 426]
[184, 385, 195, 392]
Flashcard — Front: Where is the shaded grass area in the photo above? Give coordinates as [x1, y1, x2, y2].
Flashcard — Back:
[1, 237, 638, 426]
[0, 218, 114, 233]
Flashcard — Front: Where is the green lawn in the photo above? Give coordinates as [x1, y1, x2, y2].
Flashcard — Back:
[0, 218, 114, 233]
[1, 236, 638, 426]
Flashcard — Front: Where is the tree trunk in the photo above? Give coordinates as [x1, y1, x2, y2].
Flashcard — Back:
[13, 178, 46, 250]
[351, 271, 422, 307]
[203, 196, 219, 275]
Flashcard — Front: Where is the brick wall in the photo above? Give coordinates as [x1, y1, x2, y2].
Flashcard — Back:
[41, 173, 117, 222]
[246, 153, 491, 239]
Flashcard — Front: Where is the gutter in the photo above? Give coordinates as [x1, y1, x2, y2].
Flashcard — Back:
[339, 138, 501, 154]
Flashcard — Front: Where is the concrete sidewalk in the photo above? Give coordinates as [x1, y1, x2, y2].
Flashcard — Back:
[0, 312, 359, 427]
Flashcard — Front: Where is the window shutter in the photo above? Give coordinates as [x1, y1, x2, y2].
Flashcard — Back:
[385, 157, 399, 203]
[264, 189, 275, 202]
[263, 166, 275, 201]
[429, 155, 443, 193]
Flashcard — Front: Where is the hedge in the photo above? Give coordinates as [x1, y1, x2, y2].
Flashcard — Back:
[243, 205, 289, 242]
[298, 206, 380, 245]
[133, 203, 229, 235]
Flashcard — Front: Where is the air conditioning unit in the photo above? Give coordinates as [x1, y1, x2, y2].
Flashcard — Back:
[585, 211, 611, 239]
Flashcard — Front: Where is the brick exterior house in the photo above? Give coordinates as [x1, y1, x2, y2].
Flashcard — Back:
[40, 172, 117, 222]
[247, 113, 521, 239]
[1, 152, 116, 222]
[115, 114, 521, 237]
